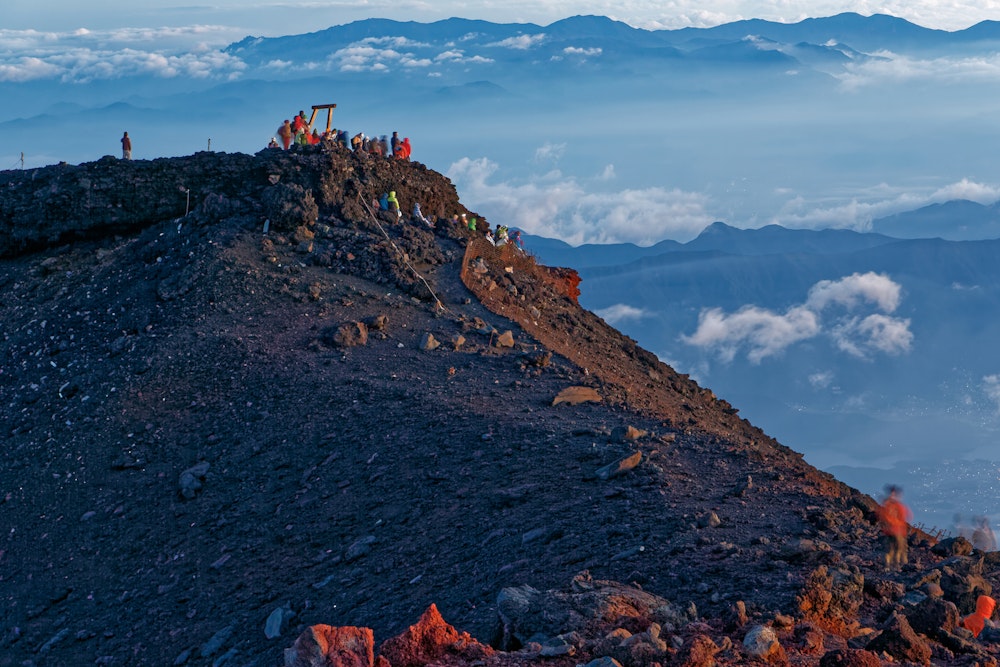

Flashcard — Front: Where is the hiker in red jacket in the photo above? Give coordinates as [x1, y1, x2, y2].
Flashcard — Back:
[395, 137, 411, 160]
[962, 595, 996, 638]
[877, 485, 912, 570]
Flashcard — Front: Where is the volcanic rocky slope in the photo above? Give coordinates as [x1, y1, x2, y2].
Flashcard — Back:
[1, 146, 998, 666]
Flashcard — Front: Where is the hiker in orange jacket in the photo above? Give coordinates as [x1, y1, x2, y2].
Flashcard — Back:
[878, 485, 912, 569]
[962, 595, 996, 638]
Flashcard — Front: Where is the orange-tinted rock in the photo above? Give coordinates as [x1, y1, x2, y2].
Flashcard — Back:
[552, 386, 602, 406]
[676, 634, 719, 667]
[377, 604, 494, 667]
[818, 648, 882, 667]
[285, 625, 374, 667]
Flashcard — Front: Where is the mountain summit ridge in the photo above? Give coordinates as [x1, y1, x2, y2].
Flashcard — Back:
[2, 146, 997, 666]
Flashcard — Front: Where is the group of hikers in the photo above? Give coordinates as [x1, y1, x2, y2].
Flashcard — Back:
[373, 192, 525, 250]
[878, 485, 998, 639]
[268, 108, 527, 252]
[270, 110, 412, 160]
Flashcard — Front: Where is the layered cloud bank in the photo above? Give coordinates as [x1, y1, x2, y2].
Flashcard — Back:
[682, 272, 912, 363]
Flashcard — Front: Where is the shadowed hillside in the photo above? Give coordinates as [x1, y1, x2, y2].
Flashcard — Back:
[2, 145, 998, 666]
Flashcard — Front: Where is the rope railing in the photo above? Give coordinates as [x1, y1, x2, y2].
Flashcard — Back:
[356, 192, 444, 313]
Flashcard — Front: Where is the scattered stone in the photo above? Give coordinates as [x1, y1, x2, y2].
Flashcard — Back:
[610, 545, 645, 561]
[178, 461, 210, 500]
[325, 321, 368, 348]
[729, 475, 753, 497]
[419, 332, 440, 351]
[581, 658, 621, 667]
[932, 536, 973, 557]
[552, 386, 602, 406]
[795, 622, 825, 655]
[265, 604, 295, 640]
[903, 596, 959, 638]
[495, 330, 515, 348]
[200, 622, 236, 659]
[818, 648, 882, 667]
[495, 573, 674, 651]
[451, 334, 466, 350]
[742, 625, 787, 663]
[796, 565, 865, 634]
[724, 600, 748, 630]
[773, 613, 794, 628]
[863, 576, 905, 601]
[595, 451, 643, 480]
[610, 425, 646, 442]
[698, 511, 722, 529]
[344, 535, 376, 563]
[940, 562, 993, 614]
[865, 611, 931, 664]
[38, 628, 70, 655]
[676, 634, 719, 667]
[525, 350, 551, 367]
[365, 314, 389, 331]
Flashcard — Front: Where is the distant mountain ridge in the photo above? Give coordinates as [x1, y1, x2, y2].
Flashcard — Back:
[223, 12, 1000, 77]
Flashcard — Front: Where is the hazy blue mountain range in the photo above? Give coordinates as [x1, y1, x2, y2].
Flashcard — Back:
[5, 10, 1000, 240]
[525, 221, 1000, 530]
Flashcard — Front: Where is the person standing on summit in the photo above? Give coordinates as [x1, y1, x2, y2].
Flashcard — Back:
[121, 131, 132, 160]
[877, 485, 912, 570]
[277, 120, 293, 149]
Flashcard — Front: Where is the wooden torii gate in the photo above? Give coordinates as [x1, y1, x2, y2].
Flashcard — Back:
[307, 104, 337, 133]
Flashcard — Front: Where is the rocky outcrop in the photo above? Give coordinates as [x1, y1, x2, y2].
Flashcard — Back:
[377, 604, 494, 667]
[0, 144, 470, 257]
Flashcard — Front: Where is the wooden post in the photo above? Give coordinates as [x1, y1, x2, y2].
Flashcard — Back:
[311, 104, 337, 133]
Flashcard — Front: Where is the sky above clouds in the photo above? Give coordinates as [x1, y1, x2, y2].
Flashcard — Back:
[3, 0, 1000, 36]
[4, 0, 1000, 244]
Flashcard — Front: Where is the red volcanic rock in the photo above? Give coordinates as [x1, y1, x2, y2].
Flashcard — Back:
[676, 634, 720, 667]
[865, 611, 931, 665]
[818, 648, 882, 667]
[377, 604, 495, 667]
[542, 266, 582, 303]
[285, 625, 374, 667]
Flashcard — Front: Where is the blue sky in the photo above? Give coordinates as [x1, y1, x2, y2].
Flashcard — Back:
[3, 1, 999, 37]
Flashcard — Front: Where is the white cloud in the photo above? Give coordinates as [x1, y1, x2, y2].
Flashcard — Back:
[446, 156, 715, 245]
[358, 36, 432, 48]
[599, 164, 616, 181]
[682, 304, 820, 363]
[595, 303, 650, 325]
[533, 142, 566, 162]
[837, 52, 1000, 90]
[0, 57, 61, 83]
[831, 313, 913, 357]
[331, 39, 492, 72]
[983, 375, 1000, 412]
[0, 27, 247, 82]
[487, 34, 546, 49]
[773, 178, 1000, 231]
[806, 272, 901, 312]
[809, 371, 834, 389]
[683, 272, 913, 363]
[563, 46, 602, 56]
